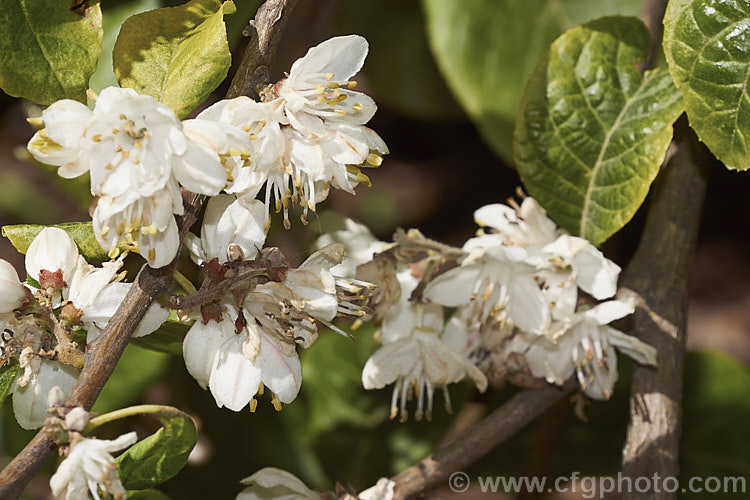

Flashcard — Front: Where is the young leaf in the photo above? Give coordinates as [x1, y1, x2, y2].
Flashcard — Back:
[664, 0, 750, 170]
[113, 0, 237, 118]
[2, 222, 131, 261]
[116, 407, 197, 490]
[515, 17, 684, 246]
[0, 0, 103, 105]
[422, 0, 644, 162]
[0, 363, 19, 408]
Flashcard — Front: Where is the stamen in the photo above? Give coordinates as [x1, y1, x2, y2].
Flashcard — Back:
[366, 153, 383, 166]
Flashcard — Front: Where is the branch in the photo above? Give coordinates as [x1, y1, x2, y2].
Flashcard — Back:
[619, 119, 709, 499]
[390, 380, 577, 500]
[228, 0, 299, 100]
[0, 1, 298, 497]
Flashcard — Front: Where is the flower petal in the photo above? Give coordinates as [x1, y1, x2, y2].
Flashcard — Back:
[209, 332, 262, 411]
[12, 360, 78, 430]
[25, 227, 79, 283]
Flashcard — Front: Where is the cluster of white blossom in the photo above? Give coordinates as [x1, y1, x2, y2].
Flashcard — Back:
[27, 35, 387, 268]
[181, 195, 373, 412]
[0, 228, 167, 430]
[425, 196, 657, 400]
[7, 26, 662, 498]
[325, 196, 657, 420]
[47, 404, 137, 500]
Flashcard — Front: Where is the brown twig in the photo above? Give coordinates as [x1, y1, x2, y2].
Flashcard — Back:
[0, 1, 298, 497]
[619, 119, 709, 499]
[390, 380, 577, 500]
[228, 0, 299, 100]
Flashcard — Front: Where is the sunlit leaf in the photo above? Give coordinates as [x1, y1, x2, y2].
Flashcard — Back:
[664, 0, 750, 169]
[0, 0, 103, 104]
[113, 0, 236, 118]
[2, 222, 131, 261]
[515, 16, 684, 245]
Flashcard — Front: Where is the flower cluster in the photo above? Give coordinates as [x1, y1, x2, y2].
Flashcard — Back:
[27, 35, 387, 268]
[328, 194, 656, 420]
[181, 195, 375, 411]
[0, 228, 167, 429]
[424, 196, 656, 400]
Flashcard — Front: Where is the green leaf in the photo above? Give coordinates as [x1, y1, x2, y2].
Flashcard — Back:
[514, 17, 684, 245]
[1, 222, 132, 261]
[664, 0, 750, 170]
[89, 0, 160, 94]
[132, 319, 190, 357]
[0, 363, 19, 408]
[117, 406, 197, 490]
[127, 490, 172, 500]
[113, 0, 236, 118]
[0, 0, 102, 104]
[422, 0, 644, 161]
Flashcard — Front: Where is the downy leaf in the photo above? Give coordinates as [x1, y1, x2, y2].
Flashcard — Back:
[0, 0, 103, 104]
[515, 16, 684, 245]
[113, 0, 236, 118]
[664, 0, 750, 169]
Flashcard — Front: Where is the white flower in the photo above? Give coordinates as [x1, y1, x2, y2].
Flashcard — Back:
[276, 35, 388, 218]
[236, 467, 320, 500]
[0, 259, 26, 313]
[28, 86, 228, 267]
[470, 197, 558, 250]
[424, 244, 550, 335]
[49, 432, 137, 500]
[197, 36, 388, 228]
[194, 98, 286, 202]
[314, 217, 389, 277]
[184, 194, 267, 266]
[25, 227, 169, 342]
[182, 198, 301, 411]
[12, 360, 78, 430]
[510, 300, 656, 399]
[363, 271, 487, 421]
[183, 305, 302, 411]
